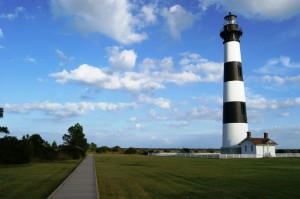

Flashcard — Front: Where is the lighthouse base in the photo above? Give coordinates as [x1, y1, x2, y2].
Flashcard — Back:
[221, 147, 241, 154]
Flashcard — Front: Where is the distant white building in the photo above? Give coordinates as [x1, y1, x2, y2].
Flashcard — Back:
[239, 132, 278, 157]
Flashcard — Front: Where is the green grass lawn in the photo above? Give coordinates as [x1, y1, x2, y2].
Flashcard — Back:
[95, 155, 300, 199]
[0, 160, 80, 199]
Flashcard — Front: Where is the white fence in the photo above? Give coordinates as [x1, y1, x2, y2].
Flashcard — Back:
[275, 153, 300, 158]
[149, 153, 219, 158]
[148, 153, 300, 159]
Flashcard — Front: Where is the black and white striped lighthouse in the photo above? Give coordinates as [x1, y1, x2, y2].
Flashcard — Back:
[220, 12, 248, 154]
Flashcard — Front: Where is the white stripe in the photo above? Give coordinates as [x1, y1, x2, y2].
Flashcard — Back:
[224, 41, 241, 62]
[223, 81, 246, 102]
[222, 123, 248, 148]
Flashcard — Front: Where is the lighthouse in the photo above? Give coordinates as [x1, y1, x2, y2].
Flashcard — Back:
[220, 12, 248, 154]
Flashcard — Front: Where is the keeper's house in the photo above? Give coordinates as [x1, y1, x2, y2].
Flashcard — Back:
[239, 132, 278, 157]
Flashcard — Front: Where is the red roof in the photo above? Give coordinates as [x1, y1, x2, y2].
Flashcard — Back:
[239, 138, 278, 145]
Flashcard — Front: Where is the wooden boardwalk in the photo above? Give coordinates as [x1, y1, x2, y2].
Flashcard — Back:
[48, 155, 99, 199]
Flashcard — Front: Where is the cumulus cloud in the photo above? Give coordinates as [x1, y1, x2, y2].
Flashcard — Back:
[107, 46, 137, 70]
[0, 6, 25, 20]
[137, 94, 171, 109]
[161, 5, 196, 40]
[199, 0, 300, 21]
[50, 51, 225, 94]
[247, 97, 300, 110]
[180, 52, 223, 82]
[253, 55, 300, 85]
[140, 57, 173, 72]
[255, 55, 300, 75]
[140, 5, 157, 24]
[50, 0, 147, 44]
[261, 75, 300, 85]
[135, 4, 157, 28]
[4, 101, 136, 119]
[50, 63, 201, 92]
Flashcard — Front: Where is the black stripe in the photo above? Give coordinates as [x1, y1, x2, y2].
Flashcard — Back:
[223, 102, 247, 123]
[224, 61, 243, 82]
[220, 24, 243, 43]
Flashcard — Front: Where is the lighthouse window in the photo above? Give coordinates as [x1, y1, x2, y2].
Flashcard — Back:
[238, 65, 242, 77]
[241, 103, 246, 114]
[251, 145, 254, 152]
[245, 145, 247, 152]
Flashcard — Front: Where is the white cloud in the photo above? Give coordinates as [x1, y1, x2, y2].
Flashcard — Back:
[140, 5, 157, 24]
[261, 75, 300, 85]
[149, 109, 168, 121]
[247, 97, 300, 110]
[161, 5, 196, 40]
[107, 46, 137, 70]
[178, 106, 222, 121]
[50, 0, 147, 44]
[180, 52, 223, 82]
[278, 112, 290, 117]
[24, 55, 37, 64]
[140, 57, 174, 72]
[255, 55, 300, 75]
[137, 94, 171, 109]
[135, 123, 144, 130]
[199, 0, 300, 21]
[50, 62, 202, 92]
[55, 49, 74, 66]
[0, 28, 3, 38]
[50, 52, 224, 94]
[127, 117, 138, 122]
[0, 6, 25, 20]
[4, 101, 136, 119]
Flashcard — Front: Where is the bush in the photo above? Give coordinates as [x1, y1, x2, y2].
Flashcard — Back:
[124, 147, 137, 154]
[59, 145, 85, 159]
[0, 136, 32, 164]
[180, 148, 191, 153]
[111, 145, 122, 153]
[96, 146, 111, 153]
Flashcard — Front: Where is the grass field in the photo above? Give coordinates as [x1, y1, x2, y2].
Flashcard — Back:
[95, 155, 300, 199]
[0, 160, 80, 199]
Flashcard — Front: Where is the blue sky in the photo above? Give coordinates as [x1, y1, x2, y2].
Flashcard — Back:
[1, 0, 300, 148]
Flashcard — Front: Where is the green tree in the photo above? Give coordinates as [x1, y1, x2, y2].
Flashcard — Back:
[89, 142, 97, 152]
[96, 146, 110, 153]
[62, 123, 88, 158]
[0, 136, 32, 164]
[29, 134, 48, 158]
[51, 141, 58, 149]
[111, 145, 122, 153]
[0, 108, 9, 134]
[124, 147, 137, 154]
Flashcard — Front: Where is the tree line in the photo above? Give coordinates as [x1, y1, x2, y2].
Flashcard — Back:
[0, 114, 88, 164]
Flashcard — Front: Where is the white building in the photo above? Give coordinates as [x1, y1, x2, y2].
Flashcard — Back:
[239, 132, 278, 157]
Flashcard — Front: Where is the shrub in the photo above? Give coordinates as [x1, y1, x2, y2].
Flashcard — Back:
[124, 147, 137, 154]
[111, 145, 122, 153]
[96, 146, 111, 153]
[59, 145, 85, 159]
[0, 136, 32, 164]
[180, 148, 191, 153]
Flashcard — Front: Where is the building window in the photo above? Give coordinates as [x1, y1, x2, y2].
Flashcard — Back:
[245, 145, 247, 152]
[251, 145, 254, 152]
